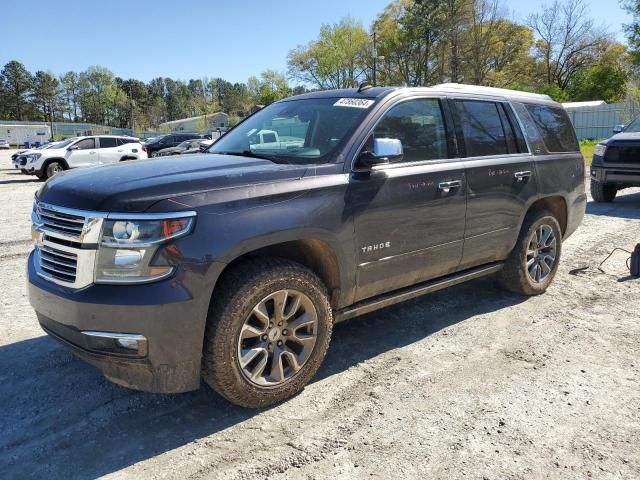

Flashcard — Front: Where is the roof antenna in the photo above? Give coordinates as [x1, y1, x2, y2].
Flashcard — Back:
[358, 82, 373, 93]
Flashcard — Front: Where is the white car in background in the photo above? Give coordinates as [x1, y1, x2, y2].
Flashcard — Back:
[13, 141, 62, 170]
[20, 135, 147, 180]
[0, 139, 10, 149]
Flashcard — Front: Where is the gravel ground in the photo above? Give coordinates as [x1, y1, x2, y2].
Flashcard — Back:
[0, 150, 639, 480]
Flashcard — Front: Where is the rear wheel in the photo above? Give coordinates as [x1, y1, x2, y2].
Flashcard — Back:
[590, 180, 617, 202]
[497, 211, 562, 296]
[202, 258, 333, 408]
[44, 161, 64, 179]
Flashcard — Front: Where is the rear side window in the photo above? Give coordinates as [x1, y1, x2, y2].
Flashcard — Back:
[99, 137, 118, 148]
[117, 138, 134, 145]
[454, 100, 509, 157]
[524, 104, 579, 153]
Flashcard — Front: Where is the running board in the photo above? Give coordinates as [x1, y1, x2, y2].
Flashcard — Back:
[334, 262, 504, 323]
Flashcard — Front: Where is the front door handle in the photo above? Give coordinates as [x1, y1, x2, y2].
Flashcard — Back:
[438, 180, 462, 193]
[514, 171, 532, 181]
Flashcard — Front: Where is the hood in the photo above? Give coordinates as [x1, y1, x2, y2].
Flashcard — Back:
[37, 154, 308, 212]
[607, 131, 640, 143]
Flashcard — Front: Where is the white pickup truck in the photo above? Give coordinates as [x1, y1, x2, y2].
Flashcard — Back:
[19, 135, 147, 180]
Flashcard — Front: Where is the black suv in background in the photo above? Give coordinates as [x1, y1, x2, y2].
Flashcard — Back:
[28, 84, 585, 408]
[144, 133, 206, 156]
[590, 116, 640, 202]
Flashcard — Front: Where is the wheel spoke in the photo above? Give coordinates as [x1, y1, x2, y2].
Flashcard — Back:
[291, 332, 316, 346]
[540, 258, 552, 275]
[240, 347, 266, 368]
[281, 349, 302, 373]
[249, 352, 269, 381]
[252, 303, 270, 324]
[526, 256, 536, 268]
[270, 347, 285, 382]
[283, 293, 302, 320]
[287, 311, 316, 331]
[240, 323, 265, 341]
[272, 290, 288, 323]
[540, 226, 551, 247]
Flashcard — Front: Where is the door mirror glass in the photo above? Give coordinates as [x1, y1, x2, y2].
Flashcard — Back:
[359, 138, 403, 167]
[613, 124, 625, 134]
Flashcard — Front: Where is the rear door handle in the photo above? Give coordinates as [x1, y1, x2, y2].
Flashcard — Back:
[514, 171, 532, 181]
[438, 180, 462, 193]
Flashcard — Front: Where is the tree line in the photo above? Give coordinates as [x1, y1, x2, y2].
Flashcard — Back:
[1, 0, 637, 131]
[0, 62, 299, 131]
[289, 0, 630, 103]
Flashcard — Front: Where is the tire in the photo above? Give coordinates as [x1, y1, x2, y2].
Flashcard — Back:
[35, 172, 46, 180]
[590, 180, 617, 202]
[44, 161, 64, 179]
[202, 258, 333, 408]
[497, 211, 562, 296]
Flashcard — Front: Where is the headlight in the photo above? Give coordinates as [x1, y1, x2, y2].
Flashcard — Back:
[27, 153, 42, 163]
[594, 144, 606, 157]
[95, 215, 195, 284]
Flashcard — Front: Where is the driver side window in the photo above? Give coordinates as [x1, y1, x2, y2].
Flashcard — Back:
[374, 99, 448, 163]
[75, 138, 95, 150]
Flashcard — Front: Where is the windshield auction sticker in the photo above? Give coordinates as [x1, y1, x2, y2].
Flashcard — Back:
[334, 98, 375, 108]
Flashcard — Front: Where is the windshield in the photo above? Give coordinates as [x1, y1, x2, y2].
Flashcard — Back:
[53, 138, 77, 149]
[209, 97, 374, 164]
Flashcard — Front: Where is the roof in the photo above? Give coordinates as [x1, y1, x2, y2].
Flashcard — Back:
[561, 100, 606, 108]
[160, 112, 228, 126]
[286, 83, 554, 103]
[432, 83, 552, 101]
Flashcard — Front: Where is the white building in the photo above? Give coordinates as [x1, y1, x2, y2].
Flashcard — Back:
[0, 124, 51, 146]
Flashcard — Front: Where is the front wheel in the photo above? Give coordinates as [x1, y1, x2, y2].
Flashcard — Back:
[202, 258, 333, 408]
[497, 211, 562, 296]
[44, 161, 64, 179]
[590, 180, 617, 202]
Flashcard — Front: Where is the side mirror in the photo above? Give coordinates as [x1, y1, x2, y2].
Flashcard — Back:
[613, 125, 625, 134]
[358, 138, 403, 167]
[67, 145, 79, 151]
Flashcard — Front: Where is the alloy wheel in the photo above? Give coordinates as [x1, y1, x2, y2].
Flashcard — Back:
[526, 224, 557, 283]
[237, 289, 318, 387]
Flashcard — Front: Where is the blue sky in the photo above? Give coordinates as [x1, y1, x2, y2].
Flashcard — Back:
[1, 0, 631, 84]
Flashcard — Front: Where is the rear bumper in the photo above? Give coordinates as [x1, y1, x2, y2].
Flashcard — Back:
[28, 250, 225, 393]
[591, 165, 640, 186]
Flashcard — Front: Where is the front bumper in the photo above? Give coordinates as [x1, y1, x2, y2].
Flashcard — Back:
[591, 165, 640, 186]
[28, 251, 225, 393]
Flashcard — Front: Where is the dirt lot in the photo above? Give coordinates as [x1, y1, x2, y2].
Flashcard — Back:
[0, 150, 639, 480]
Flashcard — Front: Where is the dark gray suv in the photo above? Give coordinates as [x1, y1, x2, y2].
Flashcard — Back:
[28, 84, 586, 407]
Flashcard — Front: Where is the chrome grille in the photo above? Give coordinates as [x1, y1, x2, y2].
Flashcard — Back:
[37, 203, 86, 237]
[38, 245, 78, 283]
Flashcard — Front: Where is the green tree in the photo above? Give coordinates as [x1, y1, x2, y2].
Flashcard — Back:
[621, 0, 640, 64]
[60, 71, 80, 121]
[247, 70, 291, 105]
[32, 71, 62, 123]
[78, 66, 128, 125]
[288, 17, 371, 89]
[1, 60, 33, 120]
[528, 0, 605, 91]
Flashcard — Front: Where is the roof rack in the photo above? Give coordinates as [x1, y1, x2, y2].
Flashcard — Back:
[432, 83, 552, 101]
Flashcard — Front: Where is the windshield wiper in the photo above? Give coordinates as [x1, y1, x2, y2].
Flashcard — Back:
[215, 150, 289, 164]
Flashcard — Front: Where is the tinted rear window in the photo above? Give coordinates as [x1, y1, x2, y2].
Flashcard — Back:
[455, 100, 509, 157]
[99, 137, 118, 148]
[524, 104, 578, 153]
